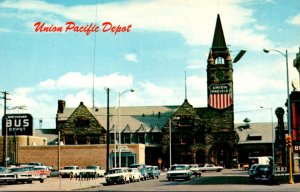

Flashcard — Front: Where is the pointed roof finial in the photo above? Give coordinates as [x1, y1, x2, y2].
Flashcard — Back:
[212, 14, 227, 50]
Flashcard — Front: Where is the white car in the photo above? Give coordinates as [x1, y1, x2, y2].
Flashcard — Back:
[9, 167, 34, 184]
[105, 168, 131, 185]
[0, 167, 16, 184]
[128, 168, 142, 182]
[59, 166, 81, 178]
[84, 165, 105, 177]
[199, 163, 223, 172]
[166, 164, 192, 181]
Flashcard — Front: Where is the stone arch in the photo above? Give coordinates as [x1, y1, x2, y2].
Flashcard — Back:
[208, 141, 234, 168]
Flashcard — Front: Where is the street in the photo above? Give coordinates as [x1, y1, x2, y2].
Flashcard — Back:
[0, 169, 299, 191]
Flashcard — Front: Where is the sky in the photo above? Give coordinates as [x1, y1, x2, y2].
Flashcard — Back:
[0, 0, 299, 129]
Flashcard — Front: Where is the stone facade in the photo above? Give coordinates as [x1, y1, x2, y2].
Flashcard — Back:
[57, 101, 106, 145]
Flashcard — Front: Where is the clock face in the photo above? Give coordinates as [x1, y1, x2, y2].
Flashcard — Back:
[215, 70, 224, 80]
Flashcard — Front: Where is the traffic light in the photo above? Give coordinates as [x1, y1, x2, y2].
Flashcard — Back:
[286, 135, 292, 147]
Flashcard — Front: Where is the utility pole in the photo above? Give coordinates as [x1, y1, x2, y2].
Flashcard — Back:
[105, 88, 110, 174]
[1, 91, 10, 167]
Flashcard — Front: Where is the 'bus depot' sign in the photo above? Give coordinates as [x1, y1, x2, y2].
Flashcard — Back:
[2, 114, 33, 136]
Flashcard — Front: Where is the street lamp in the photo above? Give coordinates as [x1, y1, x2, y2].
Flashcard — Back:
[263, 49, 291, 136]
[118, 89, 135, 167]
[260, 106, 274, 172]
[263, 48, 293, 184]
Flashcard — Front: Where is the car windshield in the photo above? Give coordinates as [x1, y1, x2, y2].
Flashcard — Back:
[147, 167, 153, 170]
[35, 167, 47, 170]
[108, 169, 126, 174]
[86, 166, 97, 169]
[257, 166, 270, 171]
[10, 168, 26, 172]
[171, 165, 187, 170]
[129, 164, 140, 168]
[0, 168, 11, 173]
[63, 167, 76, 170]
[22, 167, 35, 171]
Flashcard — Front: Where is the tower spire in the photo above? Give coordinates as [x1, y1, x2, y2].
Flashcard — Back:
[185, 70, 187, 100]
[212, 14, 227, 50]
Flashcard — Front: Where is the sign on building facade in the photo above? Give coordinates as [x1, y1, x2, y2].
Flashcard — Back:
[2, 113, 33, 136]
[208, 83, 233, 109]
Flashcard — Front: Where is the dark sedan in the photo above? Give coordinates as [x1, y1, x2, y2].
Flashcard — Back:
[251, 164, 274, 182]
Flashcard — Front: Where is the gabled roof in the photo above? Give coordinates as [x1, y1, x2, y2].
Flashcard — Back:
[235, 122, 274, 144]
[109, 124, 117, 133]
[57, 104, 179, 133]
[136, 124, 147, 133]
[172, 99, 200, 119]
[122, 125, 131, 133]
[150, 124, 161, 133]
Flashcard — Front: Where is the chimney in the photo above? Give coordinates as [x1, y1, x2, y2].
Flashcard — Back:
[57, 100, 65, 113]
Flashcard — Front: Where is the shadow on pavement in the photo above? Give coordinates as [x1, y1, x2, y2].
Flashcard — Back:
[163, 176, 280, 186]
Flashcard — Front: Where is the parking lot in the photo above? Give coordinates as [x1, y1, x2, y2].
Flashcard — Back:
[1, 169, 299, 191]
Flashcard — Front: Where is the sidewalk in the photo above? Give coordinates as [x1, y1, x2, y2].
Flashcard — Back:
[51, 177, 105, 191]
[0, 177, 105, 191]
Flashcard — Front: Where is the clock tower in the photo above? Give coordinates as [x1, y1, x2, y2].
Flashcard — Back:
[203, 14, 237, 168]
[206, 14, 234, 132]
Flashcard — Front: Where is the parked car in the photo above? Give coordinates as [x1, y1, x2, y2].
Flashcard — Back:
[27, 162, 44, 166]
[248, 164, 259, 179]
[251, 164, 274, 182]
[0, 167, 16, 184]
[21, 165, 46, 183]
[59, 166, 81, 178]
[188, 164, 201, 177]
[105, 168, 131, 185]
[166, 164, 192, 181]
[146, 165, 160, 179]
[128, 168, 142, 182]
[34, 166, 51, 178]
[47, 166, 59, 177]
[129, 164, 148, 181]
[85, 165, 105, 177]
[9, 167, 34, 184]
[199, 163, 223, 172]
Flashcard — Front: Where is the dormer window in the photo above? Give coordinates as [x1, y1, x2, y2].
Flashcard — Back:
[247, 133, 262, 141]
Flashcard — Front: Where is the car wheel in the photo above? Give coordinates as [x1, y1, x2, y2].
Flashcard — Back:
[27, 180, 33, 184]
[168, 178, 171, 181]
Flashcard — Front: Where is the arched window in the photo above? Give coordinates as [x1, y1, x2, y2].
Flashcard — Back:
[215, 57, 225, 64]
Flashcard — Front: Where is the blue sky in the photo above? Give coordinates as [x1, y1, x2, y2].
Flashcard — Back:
[0, 0, 299, 129]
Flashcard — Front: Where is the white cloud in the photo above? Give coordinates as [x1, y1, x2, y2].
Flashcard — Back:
[125, 53, 138, 63]
[64, 90, 92, 107]
[287, 14, 300, 25]
[38, 72, 133, 91]
[0, 0, 274, 49]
